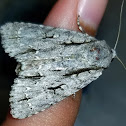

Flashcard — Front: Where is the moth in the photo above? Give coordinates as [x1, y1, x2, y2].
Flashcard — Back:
[0, 0, 124, 119]
[0, 22, 116, 119]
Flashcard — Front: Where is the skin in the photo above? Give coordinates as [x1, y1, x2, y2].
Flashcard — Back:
[2, 0, 108, 125]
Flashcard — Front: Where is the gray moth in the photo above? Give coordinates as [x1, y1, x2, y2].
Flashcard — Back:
[0, 22, 116, 119]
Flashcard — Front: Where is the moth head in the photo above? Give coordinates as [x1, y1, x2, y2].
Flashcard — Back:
[83, 41, 114, 69]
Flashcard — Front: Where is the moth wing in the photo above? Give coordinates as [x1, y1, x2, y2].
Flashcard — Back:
[1, 22, 104, 119]
[10, 69, 103, 119]
[1, 22, 96, 61]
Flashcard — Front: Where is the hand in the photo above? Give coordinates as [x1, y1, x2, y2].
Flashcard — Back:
[2, 0, 108, 125]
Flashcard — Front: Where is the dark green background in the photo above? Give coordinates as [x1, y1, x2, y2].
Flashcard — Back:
[0, 0, 125, 125]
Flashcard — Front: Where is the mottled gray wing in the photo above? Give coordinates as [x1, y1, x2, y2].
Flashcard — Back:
[1, 22, 113, 119]
[1, 22, 96, 58]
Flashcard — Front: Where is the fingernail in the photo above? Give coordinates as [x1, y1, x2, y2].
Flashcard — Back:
[77, 0, 108, 36]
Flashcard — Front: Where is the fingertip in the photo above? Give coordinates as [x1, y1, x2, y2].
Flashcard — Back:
[43, 0, 79, 31]
[77, 0, 108, 36]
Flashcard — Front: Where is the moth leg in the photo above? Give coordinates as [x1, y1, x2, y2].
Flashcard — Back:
[77, 15, 86, 33]
[72, 92, 76, 98]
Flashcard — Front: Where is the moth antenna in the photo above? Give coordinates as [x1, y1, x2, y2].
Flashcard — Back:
[115, 55, 126, 70]
[114, 0, 124, 50]
[114, 0, 126, 70]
